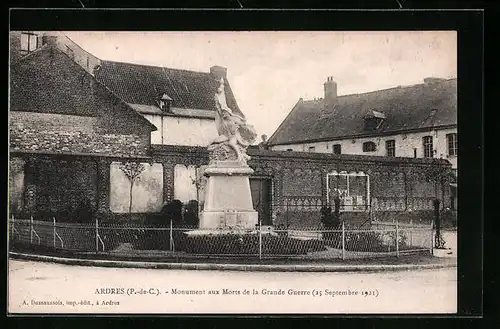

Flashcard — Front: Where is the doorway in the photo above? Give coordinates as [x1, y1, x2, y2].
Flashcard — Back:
[250, 178, 272, 225]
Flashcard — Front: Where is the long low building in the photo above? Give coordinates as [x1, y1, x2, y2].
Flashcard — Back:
[266, 75, 457, 211]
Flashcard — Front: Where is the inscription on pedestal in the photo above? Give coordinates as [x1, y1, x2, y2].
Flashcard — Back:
[225, 210, 238, 227]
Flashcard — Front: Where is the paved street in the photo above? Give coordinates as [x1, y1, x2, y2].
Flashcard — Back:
[8, 259, 456, 314]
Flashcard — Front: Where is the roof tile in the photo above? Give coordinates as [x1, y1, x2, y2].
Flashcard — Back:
[95, 60, 245, 118]
[10, 46, 156, 131]
[268, 79, 457, 145]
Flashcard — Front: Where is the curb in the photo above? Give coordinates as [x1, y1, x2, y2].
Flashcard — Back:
[9, 252, 457, 273]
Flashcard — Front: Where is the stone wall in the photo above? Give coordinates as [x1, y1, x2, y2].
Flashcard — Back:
[11, 156, 99, 218]
[9, 156, 25, 213]
[150, 146, 452, 227]
[10, 112, 150, 157]
[248, 149, 451, 204]
[11, 144, 451, 225]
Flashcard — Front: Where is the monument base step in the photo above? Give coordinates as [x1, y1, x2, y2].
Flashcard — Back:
[199, 210, 258, 230]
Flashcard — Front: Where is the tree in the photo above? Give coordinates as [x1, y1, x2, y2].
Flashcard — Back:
[119, 162, 145, 222]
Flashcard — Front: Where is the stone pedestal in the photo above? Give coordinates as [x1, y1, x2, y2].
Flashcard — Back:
[199, 160, 258, 230]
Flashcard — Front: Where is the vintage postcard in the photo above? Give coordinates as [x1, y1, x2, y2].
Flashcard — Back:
[8, 30, 458, 314]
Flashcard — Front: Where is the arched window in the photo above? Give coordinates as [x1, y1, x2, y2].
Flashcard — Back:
[362, 141, 376, 152]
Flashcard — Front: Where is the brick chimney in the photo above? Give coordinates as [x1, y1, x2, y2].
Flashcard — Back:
[324, 76, 338, 109]
[210, 65, 227, 79]
[41, 32, 60, 46]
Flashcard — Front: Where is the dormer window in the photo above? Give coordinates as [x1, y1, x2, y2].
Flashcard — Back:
[159, 93, 173, 112]
[363, 110, 386, 131]
[20, 32, 39, 55]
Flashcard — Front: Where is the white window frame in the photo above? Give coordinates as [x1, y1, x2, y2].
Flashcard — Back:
[423, 136, 434, 158]
[326, 171, 370, 212]
[385, 139, 396, 157]
[447, 133, 458, 156]
[20, 32, 38, 54]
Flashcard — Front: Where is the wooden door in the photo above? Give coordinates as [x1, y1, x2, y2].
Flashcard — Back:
[250, 178, 272, 225]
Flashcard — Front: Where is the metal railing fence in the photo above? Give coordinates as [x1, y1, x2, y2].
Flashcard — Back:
[9, 215, 433, 260]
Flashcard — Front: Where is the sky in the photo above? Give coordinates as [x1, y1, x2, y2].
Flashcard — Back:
[64, 31, 457, 141]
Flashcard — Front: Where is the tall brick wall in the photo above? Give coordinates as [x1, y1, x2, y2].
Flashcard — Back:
[248, 150, 451, 202]
[150, 146, 452, 227]
[282, 168, 322, 197]
[10, 112, 149, 157]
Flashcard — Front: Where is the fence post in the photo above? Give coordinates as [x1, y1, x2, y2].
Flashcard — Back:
[430, 219, 434, 256]
[341, 221, 345, 260]
[285, 203, 289, 228]
[53, 217, 56, 249]
[259, 220, 262, 260]
[169, 219, 174, 252]
[30, 215, 33, 245]
[11, 214, 15, 241]
[410, 219, 413, 247]
[95, 217, 99, 253]
[396, 219, 399, 258]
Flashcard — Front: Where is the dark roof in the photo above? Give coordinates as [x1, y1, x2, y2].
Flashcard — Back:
[10, 45, 156, 131]
[95, 60, 245, 118]
[267, 78, 457, 145]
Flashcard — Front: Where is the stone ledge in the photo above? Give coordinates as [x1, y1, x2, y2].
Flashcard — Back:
[9, 252, 457, 273]
[204, 166, 254, 176]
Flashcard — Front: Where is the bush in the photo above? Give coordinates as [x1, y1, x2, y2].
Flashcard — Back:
[184, 200, 200, 227]
[132, 229, 171, 251]
[98, 229, 122, 251]
[184, 232, 326, 255]
[320, 205, 341, 247]
[144, 213, 164, 227]
[387, 230, 408, 249]
[74, 198, 95, 224]
[159, 199, 184, 227]
[323, 231, 343, 248]
[131, 227, 191, 251]
[344, 231, 387, 252]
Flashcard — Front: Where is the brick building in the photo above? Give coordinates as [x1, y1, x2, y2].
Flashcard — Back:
[9, 31, 454, 227]
[9, 32, 156, 220]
